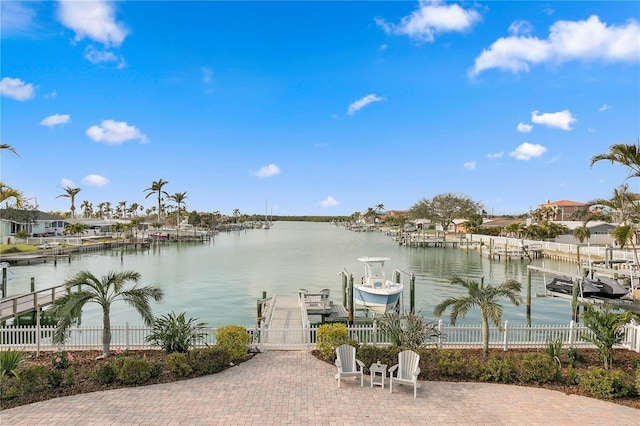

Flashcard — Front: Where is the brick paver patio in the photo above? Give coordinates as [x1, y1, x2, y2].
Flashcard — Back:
[1, 351, 637, 425]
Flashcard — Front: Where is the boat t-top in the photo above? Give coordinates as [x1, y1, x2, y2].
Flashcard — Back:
[353, 257, 404, 315]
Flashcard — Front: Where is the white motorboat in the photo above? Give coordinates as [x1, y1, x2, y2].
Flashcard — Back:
[353, 257, 403, 315]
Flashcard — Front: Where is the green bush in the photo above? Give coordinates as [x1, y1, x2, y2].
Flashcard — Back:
[94, 364, 117, 384]
[47, 369, 64, 388]
[66, 368, 75, 386]
[188, 347, 232, 376]
[149, 361, 163, 379]
[635, 368, 640, 395]
[317, 323, 350, 361]
[478, 354, 514, 383]
[518, 352, 558, 384]
[0, 385, 18, 400]
[0, 349, 24, 378]
[566, 347, 584, 368]
[378, 311, 440, 349]
[579, 367, 632, 399]
[116, 357, 151, 385]
[566, 366, 579, 385]
[436, 350, 468, 378]
[214, 325, 251, 361]
[17, 365, 50, 393]
[166, 352, 192, 377]
[356, 345, 400, 373]
[52, 351, 73, 370]
[146, 311, 207, 353]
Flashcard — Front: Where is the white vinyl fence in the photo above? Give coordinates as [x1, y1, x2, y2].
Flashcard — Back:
[2, 320, 639, 353]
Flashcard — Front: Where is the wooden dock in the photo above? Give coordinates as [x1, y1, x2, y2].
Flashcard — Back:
[0, 284, 67, 322]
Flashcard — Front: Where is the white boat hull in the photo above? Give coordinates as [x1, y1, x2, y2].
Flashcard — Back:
[354, 285, 403, 315]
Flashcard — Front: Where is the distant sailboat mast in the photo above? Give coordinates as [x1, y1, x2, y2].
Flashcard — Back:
[264, 197, 270, 229]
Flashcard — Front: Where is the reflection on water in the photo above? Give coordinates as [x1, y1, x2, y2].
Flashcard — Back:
[6, 222, 577, 326]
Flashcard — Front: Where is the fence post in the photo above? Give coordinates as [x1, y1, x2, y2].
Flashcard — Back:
[36, 305, 41, 357]
[125, 322, 130, 350]
[569, 320, 575, 348]
[503, 320, 509, 351]
[437, 319, 443, 347]
[372, 320, 377, 346]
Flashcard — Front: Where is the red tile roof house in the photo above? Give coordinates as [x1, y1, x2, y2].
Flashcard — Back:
[538, 199, 587, 221]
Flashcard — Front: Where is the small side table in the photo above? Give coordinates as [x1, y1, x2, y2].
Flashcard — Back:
[370, 363, 387, 389]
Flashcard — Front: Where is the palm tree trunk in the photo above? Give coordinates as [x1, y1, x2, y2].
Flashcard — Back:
[102, 306, 112, 356]
[481, 313, 490, 360]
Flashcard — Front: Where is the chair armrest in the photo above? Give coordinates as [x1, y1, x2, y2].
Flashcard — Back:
[413, 367, 421, 377]
[335, 359, 341, 368]
[356, 359, 364, 369]
[388, 364, 399, 375]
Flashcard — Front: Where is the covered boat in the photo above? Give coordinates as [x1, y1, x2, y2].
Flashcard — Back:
[546, 276, 601, 298]
[587, 276, 629, 299]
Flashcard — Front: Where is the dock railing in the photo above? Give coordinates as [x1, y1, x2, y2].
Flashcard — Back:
[3, 320, 639, 353]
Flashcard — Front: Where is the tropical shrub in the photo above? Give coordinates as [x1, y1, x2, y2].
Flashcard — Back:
[356, 345, 400, 372]
[436, 349, 468, 378]
[188, 347, 231, 376]
[94, 364, 117, 384]
[17, 365, 49, 393]
[47, 369, 64, 388]
[579, 367, 633, 399]
[166, 352, 192, 377]
[146, 311, 207, 353]
[517, 353, 558, 384]
[116, 357, 151, 385]
[566, 347, 584, 368]
[478, 354, 514, 383]
[66, 368, 75, 386]
[0, 349, 24, 378]
[545, 337, 563, 364]
[317, 323, 350, 361]
[378, 311, 440, 349]
[52, 351, 73, 370]
[580, 303, 637, 370]
[214, 325, 251, 361]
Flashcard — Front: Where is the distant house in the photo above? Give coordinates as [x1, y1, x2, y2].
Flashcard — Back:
[539, 199, 587, 221]
[0, 209, 67, 243]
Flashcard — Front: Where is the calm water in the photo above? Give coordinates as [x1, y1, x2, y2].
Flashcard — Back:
[6, 222, 577, 326]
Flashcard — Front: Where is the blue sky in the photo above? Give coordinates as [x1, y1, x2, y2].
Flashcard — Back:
[1, 1, 639, 217]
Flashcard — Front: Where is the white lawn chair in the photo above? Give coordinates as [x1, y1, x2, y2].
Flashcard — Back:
[335, 344, 364, 388]
[389, 350, 421, 397]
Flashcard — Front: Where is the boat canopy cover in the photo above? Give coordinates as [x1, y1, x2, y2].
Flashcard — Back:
[357, 257, 391, 263]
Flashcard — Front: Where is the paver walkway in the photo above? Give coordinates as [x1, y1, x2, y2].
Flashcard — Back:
[1, 351, 637, 425]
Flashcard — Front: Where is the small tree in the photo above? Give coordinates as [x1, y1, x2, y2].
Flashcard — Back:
[434, 276, 522, 360]
[146, 311, 207, 353]
[580, 303, 637, 370]
[378, 311, 440, 349]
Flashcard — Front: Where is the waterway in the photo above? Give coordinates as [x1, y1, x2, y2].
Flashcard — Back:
[5, 221, 578, 326]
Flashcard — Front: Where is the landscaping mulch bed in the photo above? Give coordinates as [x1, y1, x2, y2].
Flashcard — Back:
[2, 348, 639, 410]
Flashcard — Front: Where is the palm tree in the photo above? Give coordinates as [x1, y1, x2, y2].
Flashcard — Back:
[591, 142, 640, 179]
[0, 181, 22, 207]
[49, 270, 164, 357]
[589, 184, 640, 265]
[232, 208, 240, 224]
[434, 275, 522, 360]
[118, 201, 128, 219]
[572, 225, 591, 244]
[56, 186, 82, 219]
[97, 202, 106, 219]
[80, 200, 93, 218]
[0, 143, 20, 157]
[144, 179, 170, 224]
[169, 192, 188, 237]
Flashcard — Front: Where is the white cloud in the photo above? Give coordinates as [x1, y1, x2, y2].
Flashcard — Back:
[0, 1, 37, 35]
[347, 94, 384, 115]
[84, 45, 126, 68]
[463, 161, 476, 170]
[599, 104, 612, 111]
[60, 178, 75, 188]
[0, 77, 35, 101]
[531, 110, 576, 131]
[40, 114, 71, 128]
[517, 122, 533, 133]
[318, 196, 339, 208]
[86, 120, 148, 145]
[376, 0, 481, 43]
[57, 0, 128, 47]
[509, 142, 547, 160]
[252, 164, 281, 178]
[470, 15, 640, 76]
[201, 67, 214, 84]
[82, 174, 109, 186]
[508, 20, 533, 36]
[44, 90, 58, 99]
[487, 151, 503, 159]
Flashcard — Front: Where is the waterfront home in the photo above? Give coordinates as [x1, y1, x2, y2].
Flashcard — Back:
[0, 209, 66, 243]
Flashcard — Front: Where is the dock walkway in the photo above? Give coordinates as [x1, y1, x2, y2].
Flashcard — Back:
[262, 297, 307, 349]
